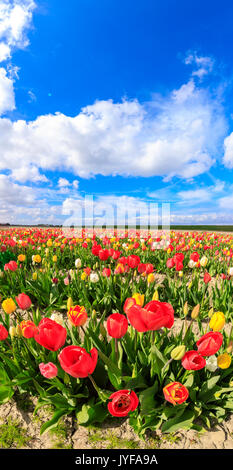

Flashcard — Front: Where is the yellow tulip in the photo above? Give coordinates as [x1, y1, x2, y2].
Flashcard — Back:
[209, 311, 225, 331]
[33, 255, 41, 263]
[132, 293, 144, 307]
[81, 272, 87, 280]
[53, 255, 57, 262]
[18, 254, 26, 262]
[217, 353, 232, 369]
[147, 273, 155, 284]
[32, 272, 38, 280]
[2, 298, 16, 314]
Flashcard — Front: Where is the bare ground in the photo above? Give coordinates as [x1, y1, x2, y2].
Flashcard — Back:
[0, 397, 233, 450]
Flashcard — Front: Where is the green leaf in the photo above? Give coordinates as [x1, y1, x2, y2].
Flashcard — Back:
[76, 402, 108, 426]
[198, 375, 221, 402]
[149, 344, 166, 379]
[139, 382, 158, 417]
[0, 384, 14, 404]
[161, 409, 195, 433]
[123, 375, 148, 389]
[40, 409, 68, 435]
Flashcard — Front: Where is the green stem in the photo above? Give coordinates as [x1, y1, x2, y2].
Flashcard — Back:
[115, 338, 119, 363]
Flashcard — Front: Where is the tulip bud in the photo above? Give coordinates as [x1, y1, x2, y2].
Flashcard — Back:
[16, 324, 22, 336]
[67, 297, 73, 311]
[170, 345, 186, 360]
[100, 323, 107, 338]
[226, 340, 233, 354]
[9, 326, 16, 338]
[183, 301, 188, 316]
[152, 290, 159, 301]
[208, 307, 214, 318]
[188, 281, 192, 289]
[91, 309, 97, 320]
[191, 304, 200, 319]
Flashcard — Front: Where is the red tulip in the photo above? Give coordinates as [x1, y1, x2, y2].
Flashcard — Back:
[173, 253, 184, 263]
[34, 318, 67, 351]
[203, 272, 211, 284]
[123, 297, 136, 314]
[196, 331, 223, 356]
[127, 255, 141, 268]
[145, 263, 154, 274]
[107, 313, 128, 338]
[39, 362, 58, 379]
[67, 305, 88, 327]
[107, 390, 139, 417]
[166, 258, 175, 269]
[181, 350, 206, 370]
[20, 320, 38, 338]
[15, 293, 32, 310]
[138, 263, 147, 274]
[0, 324, 8, 341]
[102, 267, 111, 277]
[126, 300, 174, 332]
[112, 250, 121, 260]
[190, 252, 199, 262]
[84, 267, 91, 276]
[175, 261, 183, 271]
[163, 382, 189, 405]
[98, 249, 109, 261]
[4, 260, 18, 271]
[58, 345, 98, 378]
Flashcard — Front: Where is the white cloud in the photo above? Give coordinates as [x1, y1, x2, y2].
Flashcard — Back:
[184, 52, 214, 80]
[10, 165, 48, 183]
[0, 1, 36, 55]
[0, 67, 15, 114]
[177, 188, 211, 202]
[223, 132, 233, 168]
[58, 177, 71, 188]
[0, 173, 35, 206]
[0, 1, 36, 116]
[0, 78, 227, 179]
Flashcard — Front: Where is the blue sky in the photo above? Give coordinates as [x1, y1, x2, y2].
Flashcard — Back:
[1, 0, 233, 225]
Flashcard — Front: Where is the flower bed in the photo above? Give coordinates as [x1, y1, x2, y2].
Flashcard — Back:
[0, 228, 232, 439]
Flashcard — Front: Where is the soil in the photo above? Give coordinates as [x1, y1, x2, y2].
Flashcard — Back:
[0, 397, 233, 449]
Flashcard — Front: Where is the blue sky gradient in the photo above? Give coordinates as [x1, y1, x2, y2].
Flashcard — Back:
[1, 0, 233, 225]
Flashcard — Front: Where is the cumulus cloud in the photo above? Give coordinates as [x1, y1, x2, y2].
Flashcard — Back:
[58, 177, 71, 188]
[10, 165, 48, 183]
[0, 78, 227, 180]
[0, 0, 35, 57]
[0, 1, 35, 116]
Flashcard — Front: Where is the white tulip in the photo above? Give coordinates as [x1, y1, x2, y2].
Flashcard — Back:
[188, 259, 196, 268]
[200, 256, 208, 267]
[75, 258, 82, 268]
[205, 355, 218, 372]
[90, 272, 99, 283]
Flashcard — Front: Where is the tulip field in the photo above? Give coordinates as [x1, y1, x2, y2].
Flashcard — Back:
[0, 227, 233, 445]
